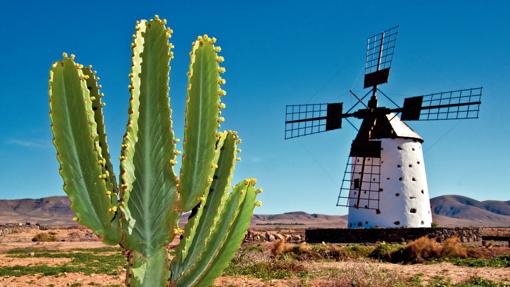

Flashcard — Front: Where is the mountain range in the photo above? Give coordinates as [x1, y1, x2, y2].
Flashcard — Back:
[0, 195, 509, 227]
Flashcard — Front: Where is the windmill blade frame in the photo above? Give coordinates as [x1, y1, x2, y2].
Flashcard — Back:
[401, 87, 482, 121]
[285, 103, 344, 139]
[364, 25, 399, 88]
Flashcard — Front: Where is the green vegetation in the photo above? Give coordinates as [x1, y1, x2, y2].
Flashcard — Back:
[48, 15, 261, 287]
[0, 248, 125, 277]
[447, 255, 510, 268]
[423, 276, 509, 287]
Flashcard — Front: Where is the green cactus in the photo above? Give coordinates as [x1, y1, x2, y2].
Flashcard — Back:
[49, 16, 262, 287]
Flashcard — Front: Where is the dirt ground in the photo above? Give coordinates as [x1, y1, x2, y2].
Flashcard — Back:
[0, 228, 509, 287]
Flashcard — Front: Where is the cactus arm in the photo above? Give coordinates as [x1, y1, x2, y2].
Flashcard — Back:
[172, 179, 260, 287]
[49, 56, 120, 244]
[119, 17, 179, 257]
[81, 66, 119, 207]
[174, 131, 239, 275]
[171, 131, 236, 277]
[178, 36, 224, 212]
[126, 247, 169, 287]
[171, 132, 227, 274]
[193, 186, 258, 287]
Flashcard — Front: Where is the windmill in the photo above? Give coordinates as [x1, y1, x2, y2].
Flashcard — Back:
[284, 26, 482, 229]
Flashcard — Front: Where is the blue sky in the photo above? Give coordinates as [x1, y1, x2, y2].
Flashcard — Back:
[0, 1, 509, 214]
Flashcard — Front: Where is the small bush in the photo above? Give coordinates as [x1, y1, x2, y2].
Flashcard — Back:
[32, 232, 58, 242]
[442, 237, 467, 259]
[369, 241, 405, 261]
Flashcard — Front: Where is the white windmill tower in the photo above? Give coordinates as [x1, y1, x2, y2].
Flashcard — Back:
[284, 26, 482, 228]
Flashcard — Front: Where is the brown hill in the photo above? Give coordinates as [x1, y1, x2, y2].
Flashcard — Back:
[430, 195, 510, 227]
[0, 195, 508, 228]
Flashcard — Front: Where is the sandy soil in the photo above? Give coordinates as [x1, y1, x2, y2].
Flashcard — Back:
[1, 228, 509, 286]
[0, 273, 122, 287]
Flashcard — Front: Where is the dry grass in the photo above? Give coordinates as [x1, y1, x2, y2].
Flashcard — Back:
[392, 236, 482, 263]
[31, 232, 58, 242]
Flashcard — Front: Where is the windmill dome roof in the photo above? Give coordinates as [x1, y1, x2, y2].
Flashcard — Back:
[384, 113, 423, 142]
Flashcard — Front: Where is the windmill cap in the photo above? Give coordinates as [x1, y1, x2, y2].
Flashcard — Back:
[385, 113, 423, 142]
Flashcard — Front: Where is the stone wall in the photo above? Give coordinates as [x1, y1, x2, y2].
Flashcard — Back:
[305, 227, 482, 244]
[244, 230, 304, 243]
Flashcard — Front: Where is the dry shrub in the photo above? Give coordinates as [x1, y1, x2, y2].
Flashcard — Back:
[32, 232, 58, 242]
[392, 236, 442, 263]
[271, 239, 288, 257]
[442, 237, 467, 258]
[391, 236, 475, 263]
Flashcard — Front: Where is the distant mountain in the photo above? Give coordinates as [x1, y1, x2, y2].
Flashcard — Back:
[0, 196, 74, 226]
[0, 195, 508, 227]
[430, 195, 510, 227]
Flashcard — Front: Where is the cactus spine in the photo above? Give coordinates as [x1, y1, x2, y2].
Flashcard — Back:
[49, 16, 261, 287]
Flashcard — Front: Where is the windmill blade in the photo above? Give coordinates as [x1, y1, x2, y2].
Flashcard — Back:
[285, 103, 343, 139]
[401, 87, 482, 121]
[364, 25, 399, 88]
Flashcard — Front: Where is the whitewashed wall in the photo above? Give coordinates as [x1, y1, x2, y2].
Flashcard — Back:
[347, 137, 432, 228]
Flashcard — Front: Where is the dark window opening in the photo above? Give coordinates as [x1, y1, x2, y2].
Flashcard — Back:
[394, 220, 400, 225]
[353, 179, 360, 189]
[395, 193, 400, 197]
[410, 208, 417, 213]
[357, 222, 362, 227]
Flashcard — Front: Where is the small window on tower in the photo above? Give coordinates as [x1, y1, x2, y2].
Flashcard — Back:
[394, 220, 400, 225]
[353, 178, 360, 189]
[410, 208, 417, 213]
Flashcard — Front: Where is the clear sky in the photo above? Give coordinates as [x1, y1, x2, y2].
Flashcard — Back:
[1, 1, 509, 214]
